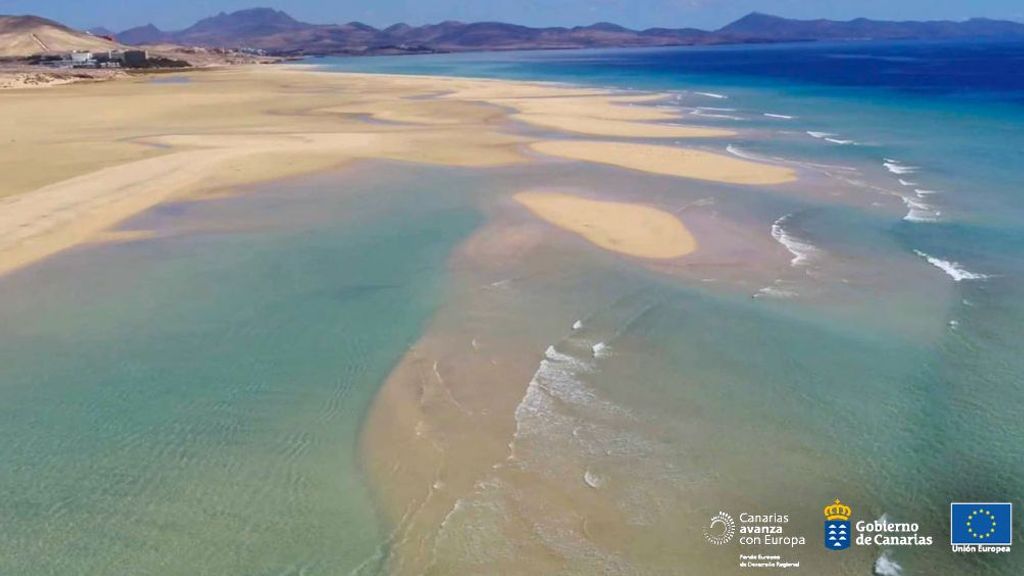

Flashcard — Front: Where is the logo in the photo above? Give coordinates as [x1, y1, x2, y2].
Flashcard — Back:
[951, 503, 1012, 551]
[824, 499, 852, 550]
[704, 511, 736, 545]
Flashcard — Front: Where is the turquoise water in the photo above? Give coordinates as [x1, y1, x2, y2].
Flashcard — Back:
[2, 41, 1023, 576]
[0, 163, 480, 575]
[315, 43, 1024, 574]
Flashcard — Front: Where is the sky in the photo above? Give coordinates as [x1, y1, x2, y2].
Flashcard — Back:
[3, 0, 1023, 33]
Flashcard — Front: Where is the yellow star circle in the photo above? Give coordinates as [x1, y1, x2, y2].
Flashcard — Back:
[966, 509, 998, 540]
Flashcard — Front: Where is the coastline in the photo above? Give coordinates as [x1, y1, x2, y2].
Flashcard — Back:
[5, 40, 1024, 576]
[0, 64, 800, 573]
[0, 65, 789, 277]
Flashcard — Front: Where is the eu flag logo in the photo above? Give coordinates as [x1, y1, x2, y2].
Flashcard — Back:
[951, 503, 1013, 546]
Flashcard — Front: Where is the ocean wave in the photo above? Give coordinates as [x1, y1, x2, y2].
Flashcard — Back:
[883, 159, 918, 175]
[572, 320, 583, 331]
[807, 131, 836, 139]
[825, 138, 856, 145]
[901, 196, 941, 222]
[507, 345, 593, 461]
[592, 342, 610, 358]
[695, 91, 728, 99]
[913, 250, 989, 282]
[695, 106, 736, 112]
[764, 113, 794, 119]
[771, 213, 819, 267]
[689, 109, 743, 120]
[726, 144, 771, 162]
[898, 178, 917, 187]
[873, 550, 902, 576]
[754, 286, 798, 299]
[915, 189, 938, 197]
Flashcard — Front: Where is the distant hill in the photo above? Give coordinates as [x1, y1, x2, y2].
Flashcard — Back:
[717, 12, 1024, 41]
[107, 8, 1024, 55]
[7, 8, 1024, 59]
[0, 15, 119, 57]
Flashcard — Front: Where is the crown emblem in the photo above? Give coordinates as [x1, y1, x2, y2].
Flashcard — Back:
[823, 499, 852, 521]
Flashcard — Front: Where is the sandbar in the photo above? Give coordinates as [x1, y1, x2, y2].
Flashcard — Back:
[513, 113, 733, 138]
[530, 140, 797, 185]
[514, 191, 696, 259]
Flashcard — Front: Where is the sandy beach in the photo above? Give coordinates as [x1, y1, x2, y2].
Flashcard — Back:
[0, 65, 799, 573]
[0, 67, 794, 277]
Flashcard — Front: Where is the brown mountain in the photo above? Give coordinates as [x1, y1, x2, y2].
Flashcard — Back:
[92, 8, 1024, 56]
[0, 15, 120, 57]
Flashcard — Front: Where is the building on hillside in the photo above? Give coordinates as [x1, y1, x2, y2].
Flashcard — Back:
[69, 51, 94, 67]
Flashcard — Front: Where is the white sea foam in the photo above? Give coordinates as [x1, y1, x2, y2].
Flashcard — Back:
[898, 179, 917, 186]
[754, 286, 798, 299]
[883, 160, 918, 175]
[915, 189, 938, 196]
[695, 91, 728, 99]
[913, 250, 989, 282]
[901, 196, 940, 222]
[507, 345, 595, 460]
[764, 113, 794, 119]
[825, 138, 855, 145]
[572, 320, 583, 331]
[806, 131, 836, 139]
[873, 550, 903, 576]
[592, 342, 610, 358]
[690, 109, 742, 120]
[695, 106, 736, 112]
[726, 144, 770, 162]
[771, 214, 819, 267]
[583, 469, 603, 489]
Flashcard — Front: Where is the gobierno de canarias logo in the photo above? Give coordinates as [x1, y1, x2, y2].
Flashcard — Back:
[824, 499, 852, 550]
[704, 511, 736, 545]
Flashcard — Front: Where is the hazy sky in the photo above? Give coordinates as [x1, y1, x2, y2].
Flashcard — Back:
[3, 0, 1023, 33]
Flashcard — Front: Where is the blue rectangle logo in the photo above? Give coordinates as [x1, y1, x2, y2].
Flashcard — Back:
[951, 503, 1012, 546]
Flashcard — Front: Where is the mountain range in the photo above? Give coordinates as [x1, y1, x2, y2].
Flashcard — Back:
[3, 8, 1024, 60]
[108, 8, 1024, 56]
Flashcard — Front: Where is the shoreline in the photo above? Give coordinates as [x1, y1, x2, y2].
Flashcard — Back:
[0, 65, 802, 571]
[0, 65, 793, 278]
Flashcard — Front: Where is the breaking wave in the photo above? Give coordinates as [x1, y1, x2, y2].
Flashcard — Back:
[873, 550, 903, 576]
[901, 196, 941, 222]
[754, 286, 798, 299]
[726, 144, 770, 162]
[771, 213, 819, 267]
[913, 250, 989, 282]
[883, 159, 918, 175]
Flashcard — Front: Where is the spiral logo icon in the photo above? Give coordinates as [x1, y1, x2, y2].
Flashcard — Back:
[704, 511, 736, 545]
